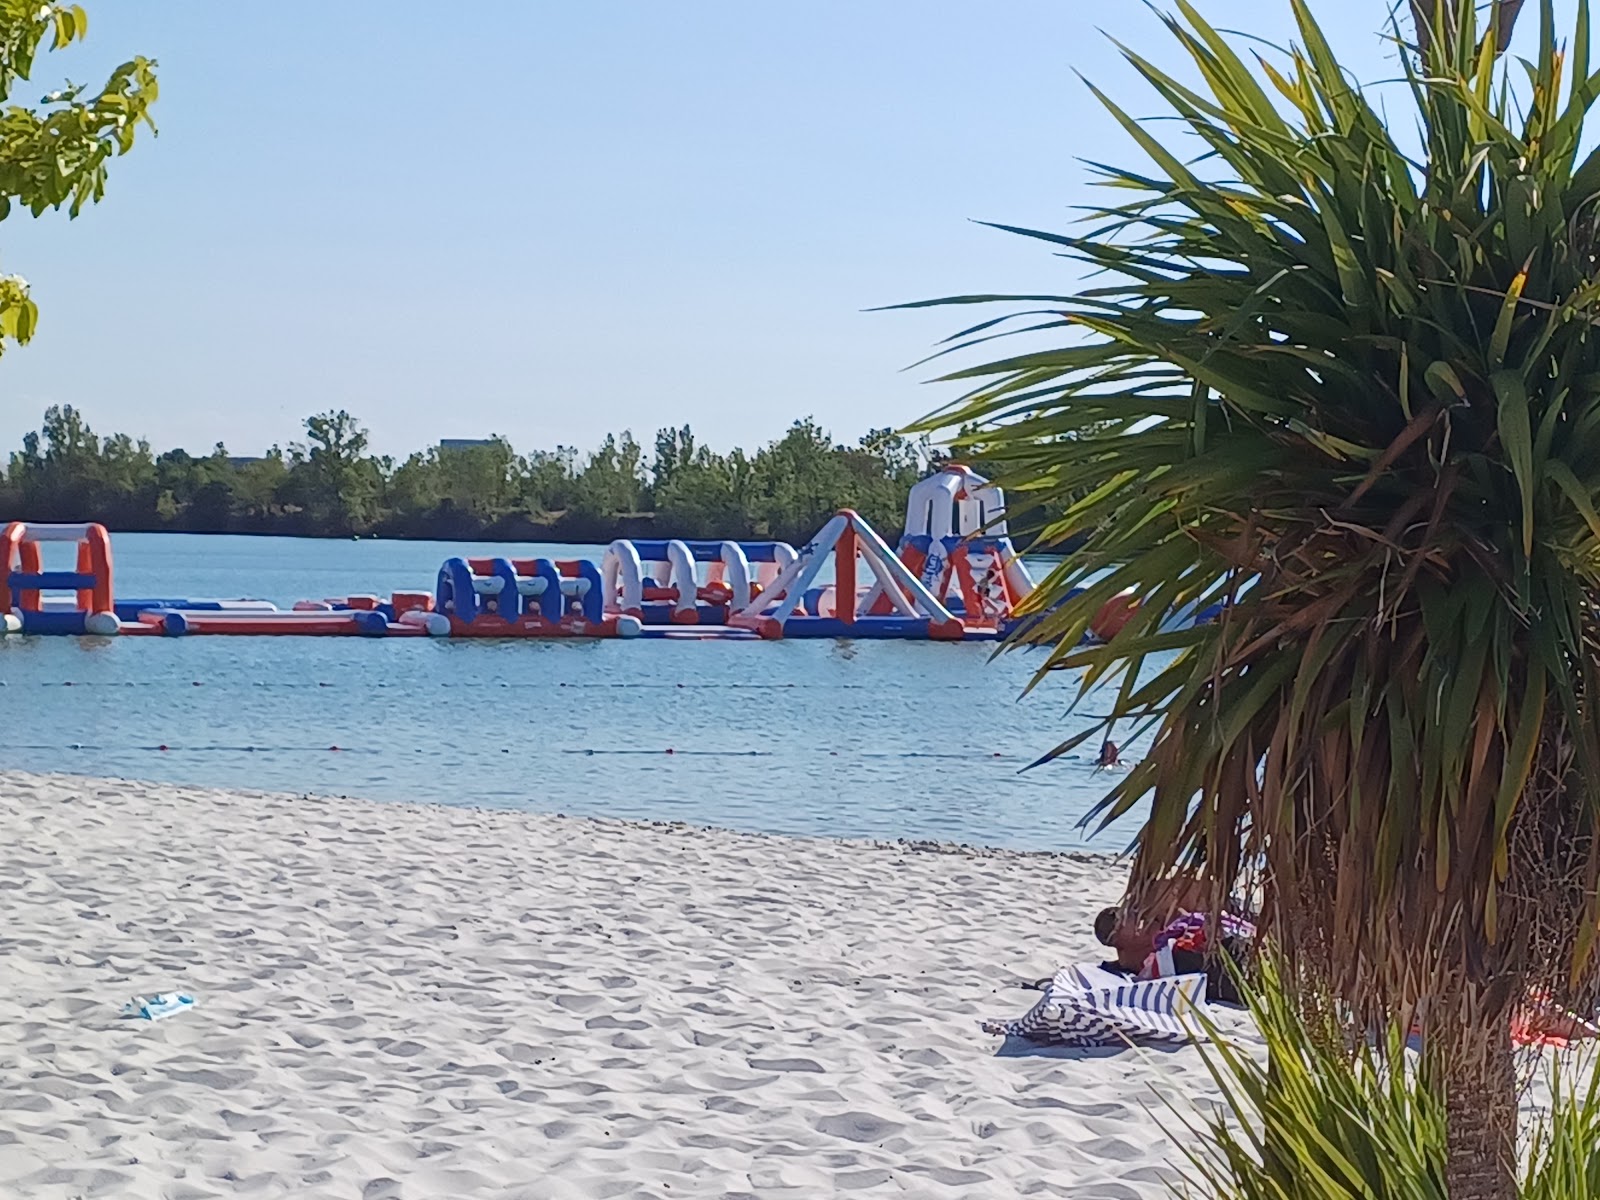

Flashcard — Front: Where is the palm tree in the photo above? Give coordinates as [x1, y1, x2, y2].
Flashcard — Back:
[910, 2, 1600, 1196]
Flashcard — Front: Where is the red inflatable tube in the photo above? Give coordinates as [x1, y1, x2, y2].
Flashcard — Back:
[139, 610, 394, 636]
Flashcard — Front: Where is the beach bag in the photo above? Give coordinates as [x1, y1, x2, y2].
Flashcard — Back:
[1149, 912, 1256, 1006]
[983, 964, 1207, 1048]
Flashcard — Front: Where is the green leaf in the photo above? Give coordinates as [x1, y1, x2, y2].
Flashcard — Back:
[1493, 371, 1536, 558]
[1425, 361, 1469, 404]
[1488, 264, 1528, 367]
[1548, 460, 1600, 542]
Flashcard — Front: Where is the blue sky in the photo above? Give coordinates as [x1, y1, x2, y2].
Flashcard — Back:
[0, 1, 1570, 458]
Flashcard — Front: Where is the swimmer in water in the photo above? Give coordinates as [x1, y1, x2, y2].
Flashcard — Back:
[1096, 739, 1121, 768]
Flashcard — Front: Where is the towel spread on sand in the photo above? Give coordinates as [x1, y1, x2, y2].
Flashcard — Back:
[983, 964, 1207, 1048]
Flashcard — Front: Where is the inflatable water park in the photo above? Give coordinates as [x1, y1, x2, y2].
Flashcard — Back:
[1, 466, 1207, 643]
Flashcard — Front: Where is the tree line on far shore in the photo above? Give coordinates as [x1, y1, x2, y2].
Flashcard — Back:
[0, 405, 949, 544]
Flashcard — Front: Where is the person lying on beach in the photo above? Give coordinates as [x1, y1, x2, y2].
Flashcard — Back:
[1092, 869, 1221, 966]
[1094, 895, 1258, 1004]
[1094, 905, 1167, 973]
[1513, 995, 1600, 1047]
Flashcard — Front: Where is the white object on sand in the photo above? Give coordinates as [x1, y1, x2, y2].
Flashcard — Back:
[122, 992, 196, 1021]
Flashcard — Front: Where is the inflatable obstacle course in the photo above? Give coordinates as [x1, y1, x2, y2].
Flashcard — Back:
[2, 466, 1219, 642]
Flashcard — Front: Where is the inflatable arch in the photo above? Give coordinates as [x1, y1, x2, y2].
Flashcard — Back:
[1, 522, 118, 635]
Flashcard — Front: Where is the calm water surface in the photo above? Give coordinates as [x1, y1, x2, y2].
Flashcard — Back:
[0, 533, 1154, 851]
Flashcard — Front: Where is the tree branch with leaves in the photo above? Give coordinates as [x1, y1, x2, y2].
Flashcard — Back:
[0, 1, 157, 355]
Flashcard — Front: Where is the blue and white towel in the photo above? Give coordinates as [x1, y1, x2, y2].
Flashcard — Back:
[983, 964, 1206, 1048]
[122, 992, 196, 1021]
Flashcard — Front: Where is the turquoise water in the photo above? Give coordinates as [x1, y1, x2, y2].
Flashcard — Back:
[0, 533, 1151, 851]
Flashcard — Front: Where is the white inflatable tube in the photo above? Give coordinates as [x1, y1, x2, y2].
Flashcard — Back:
[999, 538, 1034, 601]
[83, 612, 121, 636]
[905, 473, 961, 542]
[971, 482, 1010, 537]
[856, 563, 919, 620]
[958, 495, 983, 537]
[11, 523, 95, 543]
[664, 540, 698, 617]
[737, 515, 845, 624]
[904, 468, 1013, 543]
[753, 544, 798, 588]
[602, 540, 645, 616]
[719, 542, 753, 609]
[399, 609, 452, 637]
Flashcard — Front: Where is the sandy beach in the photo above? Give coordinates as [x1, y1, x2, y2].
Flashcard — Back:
[0, 771, 1230, 1199]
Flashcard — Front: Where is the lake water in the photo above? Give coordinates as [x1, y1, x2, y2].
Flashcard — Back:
[0, 533, 1152, 852]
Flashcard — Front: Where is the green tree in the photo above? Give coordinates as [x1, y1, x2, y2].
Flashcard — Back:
[386, 437, 522, 530]
[569, 431, 645, 519]
[229, 449, 288, 522]
[747, 419, 855, 542]
[283, 410, 382, 533]
[848, 428, 929, 532]
[2, 407, 934, 544]
[652, 425, 752, 537]
[651, 424, 697, 497]
[153, 442, 236, 529]
[3, 402, 153, 520]
[911, 1, 1587, 1196]
[519, 446, 576, 517]
[0, 2, 158, 352]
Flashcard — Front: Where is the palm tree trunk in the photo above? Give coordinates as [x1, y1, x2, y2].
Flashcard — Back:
[1409, 0, 1526, 59]
[1440, 1018, 1517, 1200]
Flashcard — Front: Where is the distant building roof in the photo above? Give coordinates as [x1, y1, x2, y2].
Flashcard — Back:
[439, 438, 496, 451]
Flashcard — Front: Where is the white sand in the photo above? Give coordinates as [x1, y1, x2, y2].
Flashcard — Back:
[0, 771, 1231, 1199]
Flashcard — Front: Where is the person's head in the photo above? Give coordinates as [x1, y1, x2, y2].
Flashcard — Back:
[1094, 905, 1121, 946]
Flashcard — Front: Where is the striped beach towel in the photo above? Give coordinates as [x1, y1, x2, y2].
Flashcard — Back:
[983, 964, 1208, 1048]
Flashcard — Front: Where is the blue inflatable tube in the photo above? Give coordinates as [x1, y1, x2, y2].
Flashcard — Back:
[483, 558, 520, 619]
[353, 610, 389, 637]
[627, 539, 789, 563]
[437, 558, 477, 623]
[574, 560, 604, 623]
[19, 610, 89, 635]
[527, 559, 562, 619]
